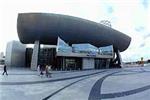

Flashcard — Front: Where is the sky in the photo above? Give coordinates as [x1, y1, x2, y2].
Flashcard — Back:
[0, 0, 150, 62]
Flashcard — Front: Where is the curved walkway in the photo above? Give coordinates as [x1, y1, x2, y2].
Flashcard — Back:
[88, 71, 120, 100]
[88, 68, 150, 100]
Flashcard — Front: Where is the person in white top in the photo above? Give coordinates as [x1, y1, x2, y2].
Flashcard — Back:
[37, 65, 40, 76]
[45, 65, 52, 78]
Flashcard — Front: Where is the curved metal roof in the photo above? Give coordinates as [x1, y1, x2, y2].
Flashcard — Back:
[17, 13, 131, 52]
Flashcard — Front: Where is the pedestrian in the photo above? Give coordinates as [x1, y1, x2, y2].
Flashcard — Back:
[45, 65, 52, 78]
[48, 65, 52, 77]
[40, 65, 44, 77]
[2, 64, 8, 75]
[37, 65, 40, 76]
[45, 65, 49, 78]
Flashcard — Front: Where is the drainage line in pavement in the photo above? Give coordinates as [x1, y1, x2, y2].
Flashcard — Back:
[88, 71, 120, 100]
[101, 84, 150, 99]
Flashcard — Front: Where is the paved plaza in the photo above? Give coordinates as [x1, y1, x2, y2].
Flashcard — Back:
[1, 66, 150, 100]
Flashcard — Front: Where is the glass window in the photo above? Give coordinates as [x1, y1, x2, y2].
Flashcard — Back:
[72, 43, 99, 54]
[99, 45, 113, 56]
[56, 37, 72, 53]
[56, 37, 113, 56]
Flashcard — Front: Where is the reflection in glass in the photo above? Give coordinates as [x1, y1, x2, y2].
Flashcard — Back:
[99, 45, 113, 56]
[56, 37, 114, 56]
[56, 37, 72, 53]
[72, 44, 99, 54]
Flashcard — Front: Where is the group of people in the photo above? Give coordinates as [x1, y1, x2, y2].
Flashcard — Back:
[37, 64, 52, 78]
[1, 64, 52, 78]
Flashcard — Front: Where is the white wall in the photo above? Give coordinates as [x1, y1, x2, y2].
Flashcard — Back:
[5, 42, 13, 67]
[5, 41, 26, 67]
[82, 58, 94, 70]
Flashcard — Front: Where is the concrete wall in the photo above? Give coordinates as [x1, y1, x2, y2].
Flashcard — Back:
[5, 41, 26, 67]
[82, 58, 94, 70]
[5, 42, 13, 67]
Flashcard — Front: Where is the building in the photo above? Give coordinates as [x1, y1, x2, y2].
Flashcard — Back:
[6, 13, 131, 70]
[5, 41, 26, 67]
[0, 52, 5, 65]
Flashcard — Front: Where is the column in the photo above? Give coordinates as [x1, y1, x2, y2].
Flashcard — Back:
[31, 41, 40, 70]
[116, 50, 123, 67]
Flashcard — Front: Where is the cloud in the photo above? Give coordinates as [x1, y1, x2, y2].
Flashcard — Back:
[144, 33, 150, 39]
[141, 0, 149, 9]
[107, 6, 114, 14]
[135, 26, 150, 40]
[135, 26, 145, 32]
[139, 43, 145, 48]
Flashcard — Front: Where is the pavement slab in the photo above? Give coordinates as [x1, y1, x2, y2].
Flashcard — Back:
[1, 66, 150, 100]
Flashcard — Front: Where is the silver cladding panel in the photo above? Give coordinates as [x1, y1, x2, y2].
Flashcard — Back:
[17, 13, 131, 52]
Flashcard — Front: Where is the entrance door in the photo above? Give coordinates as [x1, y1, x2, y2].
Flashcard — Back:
[65, 59, 76, 70]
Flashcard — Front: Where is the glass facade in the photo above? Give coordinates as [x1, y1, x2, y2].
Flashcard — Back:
[99, 45, 113, 56]
[56, 37, 114, 56]
[31, 38, 115, 71]
[56, 57, 82, 70]
[95, 58, 107, 69]
[56, 37, 72, 53]
[72, 44, 99, 54]
[25, 48, 33, 67]
[38, 48, 56, 66]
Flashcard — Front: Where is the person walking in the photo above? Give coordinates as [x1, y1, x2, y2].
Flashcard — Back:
[37, 65, 40, 76]
[2, 64, 8, 75]
[45, 65, 52, 78]
[48, 65, 52, 77]
[45, 65, 49, 78]
[40, 65, 44, 77]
